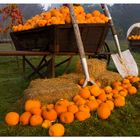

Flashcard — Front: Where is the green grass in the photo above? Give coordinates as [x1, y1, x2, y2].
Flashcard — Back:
[0, 42, 140, 136]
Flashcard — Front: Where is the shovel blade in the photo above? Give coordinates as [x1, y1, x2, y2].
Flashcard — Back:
[111, 49, 139, 78]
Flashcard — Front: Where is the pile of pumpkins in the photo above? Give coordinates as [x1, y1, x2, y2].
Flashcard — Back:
[128, 35, 140, 40]
[12, 5, 109, 32]
[5, 75, 140, 136]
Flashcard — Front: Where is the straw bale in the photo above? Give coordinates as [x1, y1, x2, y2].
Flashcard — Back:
[24, 77, 80, 104]
[24, 58, 123, 104]
[76, 58, 107, 78]
[96, 70, 123, 87]
[59, 73, 84, 84]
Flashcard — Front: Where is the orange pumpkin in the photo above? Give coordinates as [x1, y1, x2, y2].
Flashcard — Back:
[128, 86, 137, 95]
[96, 99, 103, 106]
[60, 112, 74, 124]
[112, 81, 122, 88]
[86, 100, 98, 112]
[20, 111, 32, 125]
[41, 105, 47, 111]
[114, 86, 123, 91]
[97, 103, 111, 120]
[67, 104, 78, 114]
[98, 92, 107, 102]
[5, 112, 19, 126]
[78, 104, 90, 112]
[25, 99, 41, 112]
[75, 98, 86, 106]
[75, 111, 91, 122]
[114, 96, 125, 107]
[119, 89, 128, 97]
[42, 109, 57, 121]
[30, 107, 42, 115]
[49, 123, 65, 136]
[122, 79, 130, 84]
[73, 95, 81, 102]
[104, 86, 112, 94]
[79, 87, 91, 99]
[56, 99, 70, 107]
[89, 85, 101, 97]
[30, 115, 43, 126]
[89, 96, 96, 101]
[54, 103, 67, 115]
[92, 10, 101, 17]
[106, 93, 113, 100]
[42, 120, 52, 129]
[130, 76, 140, 83]
[105, 100, 114, 111]
[46, 104, 54, 110]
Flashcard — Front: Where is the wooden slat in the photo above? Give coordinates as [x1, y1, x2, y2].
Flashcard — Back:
[0, 51, 51, 56]
[0, 50, 112, 56]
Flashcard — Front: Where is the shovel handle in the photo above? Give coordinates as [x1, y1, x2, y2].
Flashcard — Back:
[69, 4, 86, 59]
[101, 4, 123, 59]
[69, 4, 96, 87]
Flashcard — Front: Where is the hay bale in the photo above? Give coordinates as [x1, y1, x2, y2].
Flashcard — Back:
[59, 73, 84, 84]
[96, 70, 123, 87]
[24, 77, 80, 104]
[75, 58, 122, 86]
[76, 58, 107, 78]
[24, 58, 123, 105]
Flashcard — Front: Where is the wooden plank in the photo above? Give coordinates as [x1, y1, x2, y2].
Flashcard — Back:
[0, 51, 51, 56]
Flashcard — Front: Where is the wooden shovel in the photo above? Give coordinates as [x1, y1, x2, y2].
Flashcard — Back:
[69, 4, 96, 87]
[101, 4, 139, 78]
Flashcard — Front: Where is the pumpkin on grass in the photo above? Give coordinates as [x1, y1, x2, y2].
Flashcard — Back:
[98, 92, 107, 102]
[60, 112, 74, 124]
[5, 112, 19, 126]
[96, 99, 103, 106]
[42, 109, 57, 122]
[46, 104, 54, 110]
[128, 86, 137, 95]
[114, 96, 125, 107]
[30, 115, 43, 126]
[104, 86, 112, 94]
[49, 123, 65, 136]
[56, 99, 70, 107]
[25, 99, 41, 112]
[73, 95, 81, 102]
[42, 120, 52, 129]
[67, 104, 78, 114]
[105, 100, 114, 111]
[86, 100, 98, 112]
[54, 103, 67, 115]
[30, 107, 42, 115]
[89, 85, 101, 97]
[79, 87, 91, 99]
[97, 103, 111, 120]
[119, 89, 128, 97]
[89, 96, 96, 101]
[20, 112, 32, 125]
[75, 111, 91, 122]
[78, 104, 90, 112]
[75, 98, 86, 106]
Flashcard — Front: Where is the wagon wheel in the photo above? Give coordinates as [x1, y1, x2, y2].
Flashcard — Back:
[101, 42, 111, 65]
[88, 42, 111, 65]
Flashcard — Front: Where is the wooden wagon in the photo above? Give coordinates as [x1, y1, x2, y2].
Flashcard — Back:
[10, 23, 111, 78]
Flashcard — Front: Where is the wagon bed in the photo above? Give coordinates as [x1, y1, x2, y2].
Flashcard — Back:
[10, 23, 111, 78]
